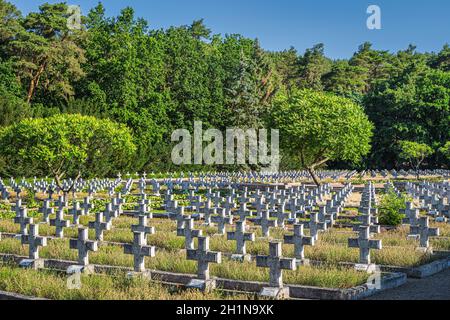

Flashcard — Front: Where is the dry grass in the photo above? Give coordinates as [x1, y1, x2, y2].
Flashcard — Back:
[0, 264, 255, 300]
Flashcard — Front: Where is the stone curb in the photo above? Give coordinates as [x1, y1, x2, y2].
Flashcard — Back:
[0, 253, 406, 300]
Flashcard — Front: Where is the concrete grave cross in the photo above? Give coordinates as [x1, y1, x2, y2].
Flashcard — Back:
[104, 203, 118, 225]
[227, 220, 255, 255]
[124, 232, 156, 272]
[82, 197, 93, 215]
[14, 207, 32, 236]
[410, 217, 440, 248]
[177, 216, 203, 250]
[50, 206, 70, 238]
[69, 201, 85, 225]
[69, 228, 98, 266]
[39, 199, 54, 224]
[353, 214, 380, 234]
[284, 224, 314, 260]
[256, 241, 296, 288]
[132, 215, 155, 236]
[187, 236, 221, 280]
[211, 208, 233, 235]
[11, 197, 22, 216]
[348, 226, 382, 265]
[255, 209, 277, 237]
[21, 224, 47, 260]
[88, 211, 111, 241]
[276, 203, 290, 228]
[238, 202, 252, 221]
[309, 212, 327, 241]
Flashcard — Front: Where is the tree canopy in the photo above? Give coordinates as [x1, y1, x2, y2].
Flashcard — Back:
[271, 90, 373, 185]
[0, 0, 448, 176]
[0, 114, 136, 186]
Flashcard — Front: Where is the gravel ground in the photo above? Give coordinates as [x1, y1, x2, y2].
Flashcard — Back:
[365, 268, 450, 300]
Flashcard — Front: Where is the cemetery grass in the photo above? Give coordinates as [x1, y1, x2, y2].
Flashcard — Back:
[0, 213, 448, 268]
[0, 237, 369, 289]
[0, 264, 256, 300]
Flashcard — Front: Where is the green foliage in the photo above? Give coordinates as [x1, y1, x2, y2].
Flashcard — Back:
[271, 90, 373, 184]
[378, 191, 408, 226]
[0, 114, 136, 182]
[440, 141, 450, 161]
[0, 0, 449, 173]
[399, 141, 434, 164]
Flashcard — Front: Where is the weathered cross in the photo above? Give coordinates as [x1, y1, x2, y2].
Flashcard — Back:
[39, 199, 54, 224]
[177, 216, 203, 250]
[255, 209, 277, 237]
[187, 236, 221, 280]
[124, 232, 156, 272]
[227, 220, 255, 255]
[21, 224, 47, 260]
[353, 214, 380, 234]
[82, 197, 94, 215]
[410, 217, 440, 248]
[69, 201, 85, 225]
[256, 241, 296, 288]
[211, 208, 233, 235]
[348, 226, 382, 265]
[50, 207, 70, 238]
[309, 212, 327, 241]
[276, 203, 291, 228]
[132, 215, 155, 236]
[14, 207, 32, 236]
[70, 228, 98, 266]
[284, 224, 314, 260]
[88, 211, 111, 241]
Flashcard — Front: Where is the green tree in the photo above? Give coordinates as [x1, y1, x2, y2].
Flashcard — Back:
[272, 89, 373, 185]
[399, 141, 434, 178]
[297, 44, 331, 90]
[0, 114, 136, 190]
[440, 141, 450, 165]
[7, 2, 86, 104]
[378, 191, 408, 226]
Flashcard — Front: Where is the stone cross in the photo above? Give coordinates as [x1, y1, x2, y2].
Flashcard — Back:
[69, 228, 98, 266]
[82, 197, 93, 215]
[50, 206, 70, 238]
[69, 201, 85, 225]
[284, 224, 314, 260]
[227, 221, 255, 256]
[177, 216, 203, 250]
[14, 207, 32, 236]
[348, 226, 382, 265]
[88, 211, 111, 241]
[276, 203, 291, 228]
[21, 224, 47, 260]
[255, 209, 277, 237]
[187, 236, 221, 280]
[309, 212, 327, 241]
[132, 215, 155, 236]
[124, 232, 156, 272]
[39, 199, 54, 224]
[410, 217, 440, 248]
[11, 197, 22, 216]
[104, 203, 118, 225]
[211, 208, 233, 235]
[256, 241, 296, 288]
[238, 202, 252, 221]
[353, 214, 380, 234]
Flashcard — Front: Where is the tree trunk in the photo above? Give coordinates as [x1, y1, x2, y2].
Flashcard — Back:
[307, 167, 321, 186]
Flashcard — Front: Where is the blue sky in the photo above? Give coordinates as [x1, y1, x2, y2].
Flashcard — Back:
[9, 0, 450, 59]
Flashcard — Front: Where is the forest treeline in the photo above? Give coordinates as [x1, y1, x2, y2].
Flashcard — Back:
[0, 1, 449, 172]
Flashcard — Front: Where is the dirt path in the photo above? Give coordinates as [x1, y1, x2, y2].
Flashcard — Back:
[366, 268, 450, 300]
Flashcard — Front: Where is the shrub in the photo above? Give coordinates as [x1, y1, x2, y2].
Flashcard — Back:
[377, 191, 408, 226]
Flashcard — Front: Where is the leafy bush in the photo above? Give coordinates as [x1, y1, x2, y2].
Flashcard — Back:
[377, 191, 408, 226]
